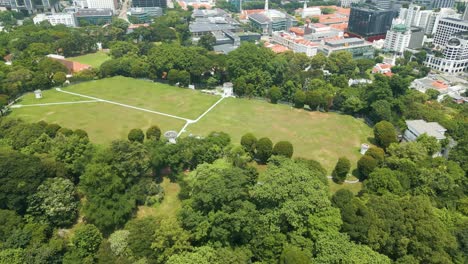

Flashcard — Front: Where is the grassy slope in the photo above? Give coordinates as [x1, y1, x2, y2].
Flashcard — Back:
[186, 97, 372, 173]
[67, 51, 110, 68]
[65, 77, 219, 120]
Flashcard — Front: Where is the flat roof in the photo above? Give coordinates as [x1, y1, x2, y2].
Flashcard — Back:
[75, 8, 113, 17]
[406, 120, 446, 140]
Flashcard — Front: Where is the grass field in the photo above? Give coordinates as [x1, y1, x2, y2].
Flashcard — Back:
[186, 98, 371, 172]
[136, 178, 181, 219]
[67, 51, 110, 68]
[10, 76, 372, 174]
[61, 77, 219, 119]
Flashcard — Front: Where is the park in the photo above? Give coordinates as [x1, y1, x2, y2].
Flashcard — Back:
[10, 76, 372, 174]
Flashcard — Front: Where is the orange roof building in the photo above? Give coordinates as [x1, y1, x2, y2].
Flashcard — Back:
[46, 54, 92, 73]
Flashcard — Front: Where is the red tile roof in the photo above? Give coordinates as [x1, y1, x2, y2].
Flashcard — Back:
[51, 58, 92, 73]
[431, 80, 449, 90]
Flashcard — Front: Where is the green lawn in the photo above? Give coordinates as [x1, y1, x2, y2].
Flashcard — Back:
[63, 77, 219, 120]
[10, 77, 372, 175]
[67, 51, 110, 68]
[11, 101, 186, 144]
[136, 178, 181, 220]
[186, 98, 372, 172]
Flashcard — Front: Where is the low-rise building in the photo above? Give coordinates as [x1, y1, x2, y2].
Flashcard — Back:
[127, 7, 163, 22]
[248, 9, 297, 35]
[46, 54, 92, 73]
[33, 13, 77, 27]
[320, 37, 374, 59]
[372, 63, 393, 76]
[404, 119, 446, 142]
[272, 31, 318, 57]
[75, 8, 113, 26]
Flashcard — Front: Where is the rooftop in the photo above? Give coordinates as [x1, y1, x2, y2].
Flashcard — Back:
[75, 8, 113, 17]
[406, 120, 447, 140]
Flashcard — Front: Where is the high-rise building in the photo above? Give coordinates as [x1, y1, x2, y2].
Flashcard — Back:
[433, 17, 468, 46]
[132, 0, 167, 8]
[371, 0, 392, 9]
[86, 0, 118, 12]
[413, 0, 455, 9]
[347, 4, 397, 40]
[9, 0, 56, 13]
[425, 31, 468, 73]
[463, 6, 468, 21]
[384, 24, 411, 53]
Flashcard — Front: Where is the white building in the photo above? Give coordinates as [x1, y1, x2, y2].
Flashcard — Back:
[433, 17, 468, 47]
[86, 0, 117, 12]
[33, 13, 77, 27]
[425, 31, 468, 74]
[272, 31, 318, 57]
[384, 24, 411, 53]
[404, 119, 446, 142]
[300, 1, 321, 19]
[340, 0, 362, 8]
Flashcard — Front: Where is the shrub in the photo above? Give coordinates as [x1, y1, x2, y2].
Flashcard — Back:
[272, 141, 294, 158]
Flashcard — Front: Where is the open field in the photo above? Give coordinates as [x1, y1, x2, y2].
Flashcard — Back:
[12, 101, 186, 144]
[67, 51, 110, 68]
[186, 98, 371, 172]
[63, 77, 219, 119]
[10, 77, 372, 173]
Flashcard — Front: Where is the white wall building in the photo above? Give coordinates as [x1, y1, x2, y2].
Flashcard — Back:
[384, 24, 411, 53]
[86, 0, 117, 12]
[33, 13, 77, 27]
[426, 31, 468, 74]
[340, 0, 362, 8]
[272, 31, 318, 57]
[433, 17, 468, 47]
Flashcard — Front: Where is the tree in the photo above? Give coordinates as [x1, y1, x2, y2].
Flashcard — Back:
[146, 125, 161, 141]
[426, 89, 440, 100]
[151, 218, 192, 264]
[240, 133, 257, 157]
[374, 121, 397, 149]
[109, 41, 138, 58]
[332, 157, 351, 183]
[365, 147, 385, 163]
[269, 86, 281, 104]
[280, 244, 311, 264]
[74, 129, 88, 138]
[272, 141, 294, 158]
[71, 224, 103, 258]
[52, 72, 67, 85]
[293, 89, 306, 108]
[255, 137, 273, 163]
[167, 69, 179, 85]
[45, 123, 61, 138]
[0, 150, 49, 214]
[52, 134, 93, 178]
[198, 34, 216, 51]
[79, 163, 135, 234]
[108, 230, 131, 257]
[363, 168, 403, 195]
[27, 177, 78, 227]
[357, 155, 377, 180]
[128, 128, 144, 143]
[416, 133, 441, 156]
[125, 217, 158, 261]
[177, 70, 191, 87]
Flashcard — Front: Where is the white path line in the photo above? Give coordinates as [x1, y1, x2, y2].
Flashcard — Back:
[177, 121, 191, 138]
[193, 96, 225, 122]
[57, 88, 191, 122]
[326, 176, 360, 184]
[177, 97, 225, 137]
[12, 100, 100, 108]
